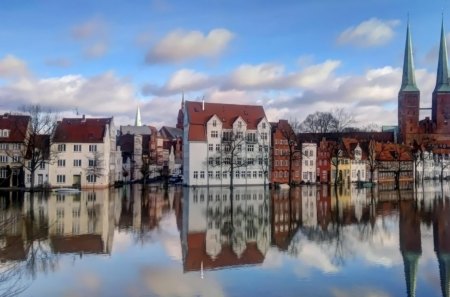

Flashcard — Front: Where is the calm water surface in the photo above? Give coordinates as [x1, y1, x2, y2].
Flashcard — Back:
[0, 182, 449, 297]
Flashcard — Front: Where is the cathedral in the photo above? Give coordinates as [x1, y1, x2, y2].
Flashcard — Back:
[398, 20, 450, 146]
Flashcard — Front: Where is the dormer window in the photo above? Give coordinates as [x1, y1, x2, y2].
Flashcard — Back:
[1, 129, 9, 138]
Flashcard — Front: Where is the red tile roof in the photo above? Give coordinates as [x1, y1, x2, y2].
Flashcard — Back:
[0, 114, 30, 143]
[50, 234, 104, 254]
[184, 232, 265, 272]
[186, 101, 266, 141]
[53, 117, 111, 143]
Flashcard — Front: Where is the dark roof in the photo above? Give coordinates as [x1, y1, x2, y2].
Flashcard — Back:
[297, 131, 395, 144]
[26, 134, 51, 159]
[160, 126, 182, 139]
[0, 114, 30, 143]
[53, 117, 111, 143]
[186, 101, 266, 141]
[50, 234, 104, 254]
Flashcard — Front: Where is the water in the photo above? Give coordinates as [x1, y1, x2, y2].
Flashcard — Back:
[0, 182, 449, 297]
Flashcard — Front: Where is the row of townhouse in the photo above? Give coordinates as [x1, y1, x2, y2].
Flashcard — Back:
[180, 100, 418, 187]
[0, 113, 122, 189]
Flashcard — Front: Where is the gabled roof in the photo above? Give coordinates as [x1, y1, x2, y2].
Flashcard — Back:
[120, 125, 152, 135]
[342, 138, 367, 160]
[53, 117, 111, 143]
[186, 101, 266, 142]
[375, 142, 413, 161]
[0, 113, 30, 143]
[160, 126, 183, 139]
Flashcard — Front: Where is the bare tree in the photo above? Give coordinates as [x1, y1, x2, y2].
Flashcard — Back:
[299, 111, 338, 133]
[436, 152, 450, 182]
[5, 105, 58, 191]
[85, 150, 104, 189]
[277, 120, 302, 185]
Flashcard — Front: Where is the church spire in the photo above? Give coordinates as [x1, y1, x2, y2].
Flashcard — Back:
[401, 19, 418, 91]
[135, 105, 142, 126]
[435, 17, 450, 91]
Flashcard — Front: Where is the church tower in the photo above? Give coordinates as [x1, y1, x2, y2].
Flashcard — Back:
[398, 20, 420, 145]
[432, 19, 450, 134]
[176, 92, 185, 130]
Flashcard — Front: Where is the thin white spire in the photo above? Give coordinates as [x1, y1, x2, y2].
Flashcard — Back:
[135, 104, 142, 126]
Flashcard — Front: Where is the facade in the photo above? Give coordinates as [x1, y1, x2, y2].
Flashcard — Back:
[0, 114, 30, 188]
[49, 116, 121, 188]
[343, 140, 368, 183]
[270, 120, 300, 185]
[183, 100, 271, 187]
[330, 149, 351, 185]
[301, 143, 317, 183]
[317, 138, 332, 183]
[24, 135, 50, 188]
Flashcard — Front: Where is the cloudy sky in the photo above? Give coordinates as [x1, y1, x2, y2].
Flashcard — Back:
[0, 0, 448, 128]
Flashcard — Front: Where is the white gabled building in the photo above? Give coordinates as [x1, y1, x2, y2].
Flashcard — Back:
[183, 100, 271, 187]
[349, 143, 367, 182]
[49, 116, 122, 189]
[301, 143, 317, 183]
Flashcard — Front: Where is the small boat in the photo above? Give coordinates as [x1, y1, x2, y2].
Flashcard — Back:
[279, 183, 290, 190]
[54, 188, 81, 193]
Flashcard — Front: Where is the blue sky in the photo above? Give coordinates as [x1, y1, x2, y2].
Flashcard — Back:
[0, 0, 448, 127]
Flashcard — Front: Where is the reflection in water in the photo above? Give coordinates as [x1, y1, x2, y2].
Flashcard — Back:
[1, 182, 450, 296]
[181, 187, 270, 272]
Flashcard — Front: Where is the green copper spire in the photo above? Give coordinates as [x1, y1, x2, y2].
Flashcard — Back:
[401, 20, 419, 92]
[435, 18, 450, 92]
[402, 252, 421, 297]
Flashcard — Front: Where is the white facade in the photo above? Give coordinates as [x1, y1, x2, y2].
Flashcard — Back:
[350, 144, 367, 182]
[301, 143, 317, 183]
[25, 161, 49, 188]
[182, 186, 271, 261]
[49, 119, 121, 188]
[184, 113, 271, 187]
[416, 151, 450, 180]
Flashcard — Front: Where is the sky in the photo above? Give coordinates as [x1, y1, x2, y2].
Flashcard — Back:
[0, 0, 449, 128]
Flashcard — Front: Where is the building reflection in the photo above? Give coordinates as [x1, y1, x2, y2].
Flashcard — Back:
[433, 197, 450, 297]
[181, 187, 271, 272]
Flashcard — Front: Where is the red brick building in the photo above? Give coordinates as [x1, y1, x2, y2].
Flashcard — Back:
[270, 120, 301, 185]
[399, 22, 450, 146]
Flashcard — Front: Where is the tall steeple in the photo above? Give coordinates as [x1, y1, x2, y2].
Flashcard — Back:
[401, 19, 418, 91]
[435, 17, 450, 91]
[135, 105, 142, 126]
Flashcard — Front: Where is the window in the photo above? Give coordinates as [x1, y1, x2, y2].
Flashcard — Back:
[208, 171, 213, 178]
[224, 157, 230, 165]
[0, 155, 7, 163]
[216, 144, 220, 151]
[223, 171, 227, 179]
[247, 133, 256, 142]
[237, 157, 242, 165]
[12, 143, 20, 150]
[87, 175, 97, 183]
[238, 121, 242, 129]
[258, 158, 263, 165]
[258, 171, 263, 178]
[215, 157, 220, 165]
[210, 130, 218, 138]
[0, 168, 7, 178]
[215, 171, 221, 179]
[208, 157, 213, 165]
[247, 171, 251, 178]
[253, 171, 257, 178]
[57, 175, 66, 183]
[200, 171, 205, 179]
[1, 129, 10, 138]
[248, 158, 254, 165]
[237, 144, 242, 151]
[310, 160, 314, 166]
[57, 159, 66, 167]
[208, 144, 213, 151]
[58, 144, 66, 152]
[258, 145, 263, 152]
[39, 162, 45, 169]
[247, 144, 254, 152]
[88, 159, 97, 167]
[304, 160, 308, 166]
[236, 131, 243, 139]
[193, 171, 198, 179]
[235, 170, 240, 178]
[89, 145, 97, 152]
[262, 122, 266, 129]
[212, 120, 217, 127]
[73, 160, 82, 167]
[260, 132, 268, 140]
[0, 143, 7, 150]
[74, 144, 82, 152]
[12, 155, 21, 163]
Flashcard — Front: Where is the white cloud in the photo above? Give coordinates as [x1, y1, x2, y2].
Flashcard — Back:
[146, 28, 234, 64]
[337, 18, 400, 47]
[0, 55, 30, 79]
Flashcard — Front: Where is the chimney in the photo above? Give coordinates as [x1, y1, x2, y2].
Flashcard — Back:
[81, 114, 86, 122]
[202, 96, 205, 111]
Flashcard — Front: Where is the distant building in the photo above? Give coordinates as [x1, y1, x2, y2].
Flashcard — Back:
[301, 143, 317, 183]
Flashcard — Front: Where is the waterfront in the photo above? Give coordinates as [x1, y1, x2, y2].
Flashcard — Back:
[0, 183, 449, 297]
